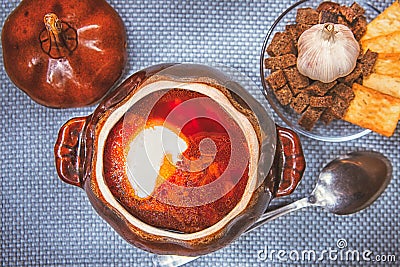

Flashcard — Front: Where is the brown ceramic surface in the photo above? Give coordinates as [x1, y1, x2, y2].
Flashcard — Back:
[54, 63, 305, 256]
[2, 0, 127, 108]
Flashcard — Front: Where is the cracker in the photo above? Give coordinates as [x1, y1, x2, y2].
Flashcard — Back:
[343, 83, 400, 137]
[361, 1, 400, 41]
[373, 53, 400, 77]
[378, 53, 400, 60]
[362, 73, 400, 98]
[361, 31, 400, 53]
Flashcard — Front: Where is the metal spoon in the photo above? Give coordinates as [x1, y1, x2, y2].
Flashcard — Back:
[153, 151, 392, 266]
[248, 151, 392, 232]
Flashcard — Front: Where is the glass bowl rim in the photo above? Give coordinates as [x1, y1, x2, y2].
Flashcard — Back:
[259, 0, 381, 142]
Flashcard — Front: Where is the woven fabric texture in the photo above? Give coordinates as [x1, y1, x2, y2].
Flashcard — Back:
[1, 0, 398, 266]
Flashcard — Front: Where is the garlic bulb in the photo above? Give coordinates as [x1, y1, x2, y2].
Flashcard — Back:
[297, 23, 360, 83]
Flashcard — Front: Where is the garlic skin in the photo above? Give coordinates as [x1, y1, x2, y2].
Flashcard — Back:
[297, 23, 360, 83]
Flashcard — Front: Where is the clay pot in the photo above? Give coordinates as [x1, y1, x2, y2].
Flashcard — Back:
[54, 63, 305, 256]
[2, 0, 127, 108]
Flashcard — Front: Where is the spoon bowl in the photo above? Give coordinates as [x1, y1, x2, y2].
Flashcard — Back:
[310, 151, 392, 215]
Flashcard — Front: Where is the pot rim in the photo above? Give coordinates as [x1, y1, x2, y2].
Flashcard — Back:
[94, 78, 264, 240]
[54, 63, 306, 256]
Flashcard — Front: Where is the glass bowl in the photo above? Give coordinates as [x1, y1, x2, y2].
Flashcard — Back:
[260, 0, 380, 142]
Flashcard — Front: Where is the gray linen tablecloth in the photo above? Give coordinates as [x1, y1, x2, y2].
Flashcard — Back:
[1, 0, 398, 266]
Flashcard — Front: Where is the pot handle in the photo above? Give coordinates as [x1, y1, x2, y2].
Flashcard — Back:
[54, 117, 87, 188]
[273, 126, 306, 197]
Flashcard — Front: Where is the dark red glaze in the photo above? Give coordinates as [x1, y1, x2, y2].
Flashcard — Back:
[54, 116, 87, 187]
[274, 126, 306, 197]
[2, 0, 127, 108]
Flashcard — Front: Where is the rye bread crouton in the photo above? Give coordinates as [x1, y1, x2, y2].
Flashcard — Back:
[298, 107, 325, 131]
[296, 8, 319, 25]
[305, 81, 337, 96]
[359, 50, 378, 77]
[350, 2, 365, 17]
[264, 54, 297, 70]
[309, 95, 333, 107]
[351, 16, 368, 41]
[316, 1, 340, 13]
[320, 108, 337, 124]
[265, 69, 287, 91]
[283, 67, 310, 95]
[290, 92, 310, 114]
[338, 63, 363, 85]
[330, 83, 355, 102]
[274, 85, 293, 106]
[339, 5, 358, 23]
[266, 31, 296, 57]
[330, 96, 351, 118]
[285, 23, 311, 43]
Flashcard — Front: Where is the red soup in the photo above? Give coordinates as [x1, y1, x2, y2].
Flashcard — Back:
[103, 88, 251, 233]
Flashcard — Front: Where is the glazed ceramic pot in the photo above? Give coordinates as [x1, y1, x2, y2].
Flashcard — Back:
[54, 63, 305, 256]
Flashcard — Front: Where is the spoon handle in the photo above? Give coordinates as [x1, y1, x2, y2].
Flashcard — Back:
[152, 197, 311, 267]
[247, 197, 310, 232]
[152, 255, 197, 267]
